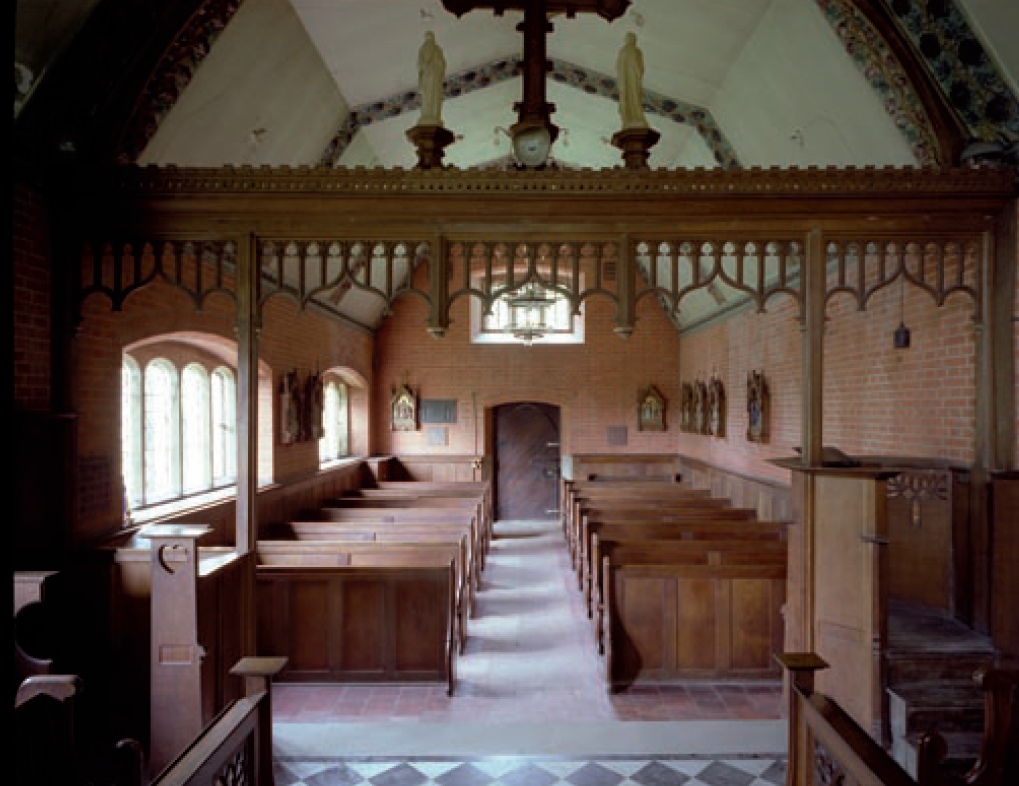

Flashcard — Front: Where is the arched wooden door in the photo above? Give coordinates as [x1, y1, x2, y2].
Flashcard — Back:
[493, 403, 560, 520]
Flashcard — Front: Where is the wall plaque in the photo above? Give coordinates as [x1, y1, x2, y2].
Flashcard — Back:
[420, 399, 458, 424]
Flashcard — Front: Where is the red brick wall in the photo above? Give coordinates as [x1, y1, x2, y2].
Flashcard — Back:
[257, 296, 373, 479]
[678, 295, 802, 485]
[679, 269, 991, 486]
[13, 181, 52, 411]
[374, 283, 680, 457]
[824, 278, 976, 461]
[73, 280, 373, 541]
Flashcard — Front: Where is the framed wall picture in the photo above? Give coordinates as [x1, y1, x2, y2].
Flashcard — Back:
[391, 383, 418, 431]
[746, 370, 769, 443]
[637, 385, 666, 431]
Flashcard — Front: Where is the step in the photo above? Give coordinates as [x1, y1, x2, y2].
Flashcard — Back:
[889, 680, 985, 737]
[886, 652, 998, 686]
[893, 729, 983, 781]
[888, 681, 985, 779]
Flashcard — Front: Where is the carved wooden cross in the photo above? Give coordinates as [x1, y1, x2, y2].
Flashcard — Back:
[441, 1, 630, 159]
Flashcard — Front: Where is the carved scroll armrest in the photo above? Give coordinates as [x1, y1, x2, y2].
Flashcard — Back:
[14, 673, 82, 709]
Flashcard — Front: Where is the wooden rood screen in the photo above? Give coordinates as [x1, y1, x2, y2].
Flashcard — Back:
[77, 168, 1001, 345]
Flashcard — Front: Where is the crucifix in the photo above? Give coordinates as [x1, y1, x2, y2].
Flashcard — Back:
[441, 0, 631, 168]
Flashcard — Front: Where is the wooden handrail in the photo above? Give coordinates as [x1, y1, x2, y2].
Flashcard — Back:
[120, 656, 288, 786]
[777, 653, 916, 786]
[779, 655, 1019, 786]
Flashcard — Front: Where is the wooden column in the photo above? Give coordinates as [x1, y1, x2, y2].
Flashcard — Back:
[427, 235, 450, 339]
[802, 226, 825, 467]
[230, 656, 288, 786]
[991, 209, 1017, 470]
[775, 652, 828, 786]
[614, 235, 635, 338]
[781, 228, 827, 659]
[236, 233, 259, 557]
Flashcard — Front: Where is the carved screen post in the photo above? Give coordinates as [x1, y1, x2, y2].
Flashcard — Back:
[747, 370, 769, 443]
[391, 384, 418, 431]
[637, 385, 666, 431]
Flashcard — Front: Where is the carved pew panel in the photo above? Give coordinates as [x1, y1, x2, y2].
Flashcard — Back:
[604, 560, 786, 689]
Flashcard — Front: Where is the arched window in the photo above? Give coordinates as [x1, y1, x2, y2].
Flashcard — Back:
[211, 367, 236, 483]
[124, 347, 247, 518]
[143, 359, 180, 504]
[122, 357, 143, 513]
[319, 378, 350, 463]
[181, 363, 212, 494]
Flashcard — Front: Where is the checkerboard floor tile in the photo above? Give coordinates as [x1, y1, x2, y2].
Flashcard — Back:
[273, 756, 787, 786]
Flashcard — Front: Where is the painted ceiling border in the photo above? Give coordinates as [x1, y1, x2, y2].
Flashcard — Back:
[320, 57, 740, 168]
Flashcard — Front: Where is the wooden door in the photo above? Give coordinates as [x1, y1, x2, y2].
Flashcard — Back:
[493, 403, 560, 520]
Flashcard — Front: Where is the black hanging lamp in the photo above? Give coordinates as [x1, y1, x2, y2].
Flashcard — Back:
[893, 273, 910, 349]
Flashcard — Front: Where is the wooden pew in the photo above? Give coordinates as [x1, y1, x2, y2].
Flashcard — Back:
[590, 537, 788, 654]
[601, 545, 787, 689]
[567, 495, 736, 569]
[255, 540, 459, 695]
[314, 505, 486, 577]
[372, 480, 492, 527]
[561, 482, 715, 554]
[581, 517, 787, 621]
[265, 520, 477, 626]
[574, 504, 762, 595]
[327, 494, 491, 561]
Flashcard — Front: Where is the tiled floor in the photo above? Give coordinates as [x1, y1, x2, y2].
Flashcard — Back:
[272, 518, 787, 785]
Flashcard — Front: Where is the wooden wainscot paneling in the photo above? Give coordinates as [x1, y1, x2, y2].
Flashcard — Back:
[604, 561, 786, 689]
[990, 471, 1019, 659]
[677, 455, 793, 522]
[388, 455, 484, 483]
[564, 454, 684, 482]
[255, 567, 453, 685]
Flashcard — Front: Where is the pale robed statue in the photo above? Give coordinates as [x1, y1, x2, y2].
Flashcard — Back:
[417, 31, 447, 127]
[616, 31, 649, 129]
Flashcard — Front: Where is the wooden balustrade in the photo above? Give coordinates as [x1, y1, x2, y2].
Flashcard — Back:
[778, 654, 1018, 786]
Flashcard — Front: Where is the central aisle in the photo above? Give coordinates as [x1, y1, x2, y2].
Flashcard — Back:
[273, 517, 786, 765]
[453, 517, 612, 712]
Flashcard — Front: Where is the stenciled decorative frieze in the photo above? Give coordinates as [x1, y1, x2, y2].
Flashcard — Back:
[100, 162, 1014, 198]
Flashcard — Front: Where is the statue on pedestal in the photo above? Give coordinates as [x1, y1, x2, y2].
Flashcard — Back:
[616, 31, 648, 130]
[418, 31, 447, 127]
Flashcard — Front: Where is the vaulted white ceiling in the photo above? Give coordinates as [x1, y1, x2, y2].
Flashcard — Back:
[118, 0, 1016, 171]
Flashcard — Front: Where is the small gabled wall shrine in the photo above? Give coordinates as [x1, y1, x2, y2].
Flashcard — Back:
[638, 385, 666, 432]
[679, 376, 725, 438]
[391, 384, 418, 432]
